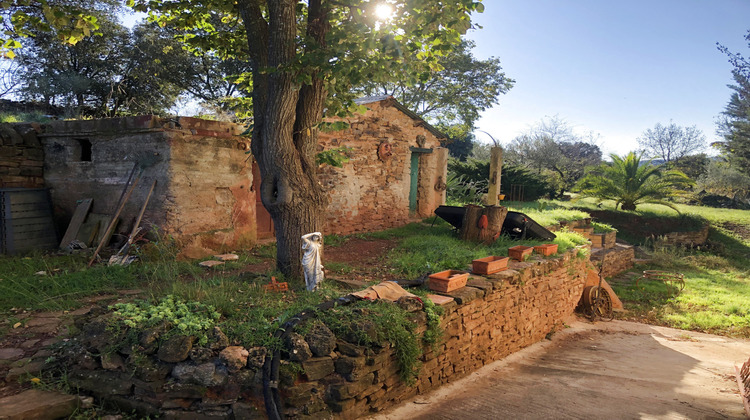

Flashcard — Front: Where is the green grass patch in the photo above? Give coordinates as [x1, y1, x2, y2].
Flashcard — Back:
[385, 222, 588, 278]
[559, 198, 750, 337]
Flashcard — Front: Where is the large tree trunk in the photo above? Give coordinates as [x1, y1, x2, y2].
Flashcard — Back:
[240, 0, 329, 281]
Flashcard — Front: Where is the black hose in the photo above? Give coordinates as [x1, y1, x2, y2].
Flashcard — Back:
[262, 295, 360, 419]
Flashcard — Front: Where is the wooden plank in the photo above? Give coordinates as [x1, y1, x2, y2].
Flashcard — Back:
[59, 198, 92, 248]
[7, 190, 49, 205]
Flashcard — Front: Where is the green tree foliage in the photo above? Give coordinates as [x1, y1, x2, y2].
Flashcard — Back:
[0, 0, 100, 58]
[357, 39, 514, 149]
[16, 10, 189, 117]
[637, 120, 706, 165]
[576, 152, 692, 212]
[448, 158, 554, 202]
[696, 160, 750, 202]
[130, 0, 486, 279]
[671, 153, 709, 181]
[506, 116, 602, 197]
[717, 30, 750, 175]
[443, 132, 475, 161]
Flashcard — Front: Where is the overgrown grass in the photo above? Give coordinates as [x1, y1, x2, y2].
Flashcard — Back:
[562, 198, 750, 337]
[0, 253, 150, 313]
[383, 221, 588, 278]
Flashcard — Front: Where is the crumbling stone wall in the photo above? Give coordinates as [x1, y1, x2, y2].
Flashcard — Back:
[41, 116, 254, 258]
[655, 224, 710, 247]
[0, 123, 44, 188]
[591, 244, 635, 278]
[58, 247, 588, 419]
[318, 100, 447, 235]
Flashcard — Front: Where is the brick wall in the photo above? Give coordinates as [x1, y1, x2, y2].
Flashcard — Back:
[318, 101, 447, 235]
[321, 248, 589, 418]
[0, 123, 44, 188]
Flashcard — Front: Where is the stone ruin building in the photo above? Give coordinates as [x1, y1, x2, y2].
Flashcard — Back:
[0, 96, 448, 256]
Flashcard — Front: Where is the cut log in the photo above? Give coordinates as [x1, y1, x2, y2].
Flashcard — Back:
[459, 205, 508, 243]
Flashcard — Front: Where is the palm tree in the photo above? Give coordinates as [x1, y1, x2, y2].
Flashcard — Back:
[575, 152, 692, 211]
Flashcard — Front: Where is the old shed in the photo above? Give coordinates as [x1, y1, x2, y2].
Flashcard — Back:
[41, 116, 255, 258]
[25, 96, 447, 257]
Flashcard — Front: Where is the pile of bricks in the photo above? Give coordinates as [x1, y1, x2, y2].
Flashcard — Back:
[0, 123, 44, 188]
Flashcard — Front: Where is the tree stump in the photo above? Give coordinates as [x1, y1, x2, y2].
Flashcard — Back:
[459, 205, 508, 243]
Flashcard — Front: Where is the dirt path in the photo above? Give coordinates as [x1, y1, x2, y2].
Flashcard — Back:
[371, 319, 749, 419]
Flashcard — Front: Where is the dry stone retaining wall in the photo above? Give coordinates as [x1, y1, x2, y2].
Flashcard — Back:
[57, 247, 589, 419]
[0, 123, 44, 188]
[655, 224, 710, 247]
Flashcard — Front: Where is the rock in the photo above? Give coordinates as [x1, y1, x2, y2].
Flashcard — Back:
[199, 260, 224, 268]
[336, 340, 365, 357]
[69, 370, 133, 396]
[0, 347, 25, 361]
[80, 316, 116, 353]
[189, 347, 214, 364]
[285, 333, 312, 362]
[341, 319, 378, 345]
[172, 362, 227, 387]
[129, 356, 172, 381]
[213, 254, 239, 261]
[396, 295, 424, 312]
[284, 382, 319, 408]
[101, 352, 126, 371]
[304, 323, 336, 357]
[79, 396, 94, 409]
[302, 357, 335, 381]
[158, 335, 195, 363]
[219, 346, 248, 373]
[246, 347, 267, 370]
[6, 359, 47, 382]
[334, 356, 366, 376]
[20, 339, 40, 349]
[139, 327, 163, 354]
[328, 372, 375, 400]
[232, 402, 263, 419]
[208, 327, 230, 350]
[0, 389, 79, 420]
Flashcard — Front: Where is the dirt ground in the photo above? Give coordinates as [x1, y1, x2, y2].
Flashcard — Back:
[371, 319, 750, 420]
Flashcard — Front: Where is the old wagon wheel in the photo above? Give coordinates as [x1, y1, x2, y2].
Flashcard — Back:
[581, 285, 614, 321]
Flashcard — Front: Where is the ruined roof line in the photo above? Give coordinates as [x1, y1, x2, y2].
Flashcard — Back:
[354, 96, 447, 140]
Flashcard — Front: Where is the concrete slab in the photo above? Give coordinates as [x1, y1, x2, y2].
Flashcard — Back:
[371, 320, 749, 419]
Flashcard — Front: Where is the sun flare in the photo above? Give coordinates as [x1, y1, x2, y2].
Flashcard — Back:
[374, 4, 393, 21]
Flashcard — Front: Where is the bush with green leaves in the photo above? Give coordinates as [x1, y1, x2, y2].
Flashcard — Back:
[109, 295, 221, 346]
[591, 221, 616, 233]
[448, 158, 554, 202]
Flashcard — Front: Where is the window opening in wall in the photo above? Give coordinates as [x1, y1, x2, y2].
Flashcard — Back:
[76, 139, 92, 161]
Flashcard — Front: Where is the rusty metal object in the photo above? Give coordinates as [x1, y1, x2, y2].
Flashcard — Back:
[434, 176, 447, 191]
[377, 142, 393, 161]
[581, 286, 614, 321]
[636, 270, 685, 295]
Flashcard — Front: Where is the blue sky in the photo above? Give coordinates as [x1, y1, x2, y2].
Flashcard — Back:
[466, 0, 750, 155]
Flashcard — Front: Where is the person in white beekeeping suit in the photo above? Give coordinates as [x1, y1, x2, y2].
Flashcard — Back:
[301, 232, 324, 291]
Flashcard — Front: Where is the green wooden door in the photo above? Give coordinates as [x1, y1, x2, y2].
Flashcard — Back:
[409, 153, 419, 212]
